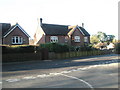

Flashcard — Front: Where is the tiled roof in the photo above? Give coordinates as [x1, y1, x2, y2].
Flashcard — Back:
[41, 23, 70, 35]
[41, 23, 90, 36]
[78, 26, 90, 36]
[1, 23, 30, 37]
[0, 23, 11, 37]
[3, 25, 16, 36]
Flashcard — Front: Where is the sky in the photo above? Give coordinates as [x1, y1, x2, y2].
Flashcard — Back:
[0, 0, 119, 39]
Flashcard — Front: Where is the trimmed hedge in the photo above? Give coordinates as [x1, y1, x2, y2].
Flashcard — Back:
[2, 45, 36, 54]
[39, 43, 70, 53]
[115, 43, 120, 54]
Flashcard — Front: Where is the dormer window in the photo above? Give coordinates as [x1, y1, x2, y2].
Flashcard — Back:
[50, 36, 58, 43]
[74, 36, 80, 42]
[12, 36, 23, 44]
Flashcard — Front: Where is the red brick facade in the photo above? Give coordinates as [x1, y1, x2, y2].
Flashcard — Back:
[37, 28, 90, 46]
[71, 28, 90, 46]
[34, 19, 90, 46]
[3, 25, 29, 45]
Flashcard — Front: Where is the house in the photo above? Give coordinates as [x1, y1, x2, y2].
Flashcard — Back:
[1, 23, 30, 45]
[34, 18, 90, 46]
[107, 43, 115, 49]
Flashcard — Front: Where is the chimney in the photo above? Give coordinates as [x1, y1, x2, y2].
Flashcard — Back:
[40, 18, 42, 26]
[82, 23, 84, 28]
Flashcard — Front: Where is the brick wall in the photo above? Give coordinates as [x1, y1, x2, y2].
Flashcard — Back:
[3, 27, 29, 45]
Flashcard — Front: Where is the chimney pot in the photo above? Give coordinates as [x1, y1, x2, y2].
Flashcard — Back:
[40, 18, 42, 26]
[82, 23, 84, 28]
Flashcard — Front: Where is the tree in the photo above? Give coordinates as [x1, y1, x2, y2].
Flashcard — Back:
[106, 35, 115, 43]
[90, 35, 99, 44]
[97, 31, 107, 42]
[90, 31, 115, 44]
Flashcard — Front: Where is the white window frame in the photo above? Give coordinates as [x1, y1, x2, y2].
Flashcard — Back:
[74, 36, 80, 42]
[84, 37, 88, 42]
[65, 36, 68, 42]
[50, 36, 58, 43]
[12, 36, 23, 44]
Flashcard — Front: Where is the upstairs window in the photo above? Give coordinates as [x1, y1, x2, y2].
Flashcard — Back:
[65, 36, 68, 42]
[84, 37, 88, 42]
[12, 36, 23, 44]
[50, 36, 58, 43]
[74, 36, 80, 42]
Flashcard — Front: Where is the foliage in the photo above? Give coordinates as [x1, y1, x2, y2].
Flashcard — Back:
[115, 43, 120, 54]
[90, 31, 115, 45]
[90, 35, 99, 44]
[97, 31, 107, 42]
[39, 43, 70, 53]
[75, 44, 98, 52]
[106, 35, 115, 42]
[2, 45, 35, 54]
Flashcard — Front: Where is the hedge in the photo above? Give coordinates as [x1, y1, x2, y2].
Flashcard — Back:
[2, 45, 37, 54]
[39, 43, 70, 53]
[115, 43, 120, 54]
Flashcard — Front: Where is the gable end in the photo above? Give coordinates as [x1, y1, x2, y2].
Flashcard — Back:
[4, 24, 30, 38]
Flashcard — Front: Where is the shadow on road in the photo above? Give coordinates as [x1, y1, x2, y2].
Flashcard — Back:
[2, 54, 119, 72]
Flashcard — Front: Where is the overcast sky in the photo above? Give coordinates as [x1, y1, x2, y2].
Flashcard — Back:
[0, 0, 119, 39]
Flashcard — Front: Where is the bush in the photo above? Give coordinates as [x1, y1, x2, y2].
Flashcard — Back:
[39, 43, 70, 53]
[78, 45, 98, 51]
[115, 43, 120, 54]
[2, 45, 35, 54]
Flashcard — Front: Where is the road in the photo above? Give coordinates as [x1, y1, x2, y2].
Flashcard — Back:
[2, 54, 119, 89]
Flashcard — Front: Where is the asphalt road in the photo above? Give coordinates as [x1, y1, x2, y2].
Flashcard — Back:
[2, 54, 119, 89]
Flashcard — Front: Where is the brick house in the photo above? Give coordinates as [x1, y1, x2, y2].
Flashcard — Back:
[1, 23, 30, 45]
[34, 18, 90, 46]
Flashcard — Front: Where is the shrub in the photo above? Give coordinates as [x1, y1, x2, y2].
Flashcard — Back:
[39, 43, 70, 53]
[2, 45, 35, 54]
[78, 45, 97, 51]
[115, 43, 120, 54]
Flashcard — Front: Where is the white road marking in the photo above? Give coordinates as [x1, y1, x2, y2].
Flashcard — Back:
[6, 79, 20, 82]
[22, 76, 37, 80]
[49, 73, 61, 76]
[60, 71, 72, 74]
[37, 74, 50, 78]
[4, 63, 118, 83]
[0, 82, 2, 84]
[60, 73, 94, 90]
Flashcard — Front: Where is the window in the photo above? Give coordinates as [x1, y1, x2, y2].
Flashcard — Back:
[65, 36, 68, 42]
[12, 36, 23, 44]
[84, 37, 88, 42]
[50, 36, 58, 43]
[74, 36, 80, 42]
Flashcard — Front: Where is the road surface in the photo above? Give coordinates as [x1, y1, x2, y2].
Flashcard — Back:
[2, 54, 119, 89]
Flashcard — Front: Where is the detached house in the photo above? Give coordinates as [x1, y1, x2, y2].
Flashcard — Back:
[34, 18, 90, 46]
[1, 23, 30, 45]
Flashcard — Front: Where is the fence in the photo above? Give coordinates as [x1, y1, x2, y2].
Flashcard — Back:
[2, 49, 114, 63]
[2, 48, 48, 63]
[49, 50, 114, 60]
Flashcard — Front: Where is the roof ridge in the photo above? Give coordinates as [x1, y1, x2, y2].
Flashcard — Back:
[42, 23, 69, 26]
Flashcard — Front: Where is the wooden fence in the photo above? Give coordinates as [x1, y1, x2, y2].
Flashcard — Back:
[2, 49, 114, 63]
[49, 50, 114, 60]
